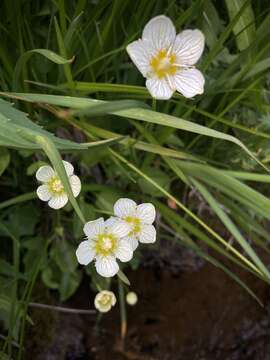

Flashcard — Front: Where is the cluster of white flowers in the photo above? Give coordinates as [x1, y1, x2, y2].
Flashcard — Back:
[34, 14, 205, 316]
[35, 164, 156, 279]
[127, 15, 205, 100]
[75, 198, 156, 277]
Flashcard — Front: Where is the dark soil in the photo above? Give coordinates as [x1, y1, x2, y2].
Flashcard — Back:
[26, 245, 270, 360]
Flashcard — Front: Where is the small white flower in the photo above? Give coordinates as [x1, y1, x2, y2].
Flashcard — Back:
[76, 217, 133, 277]
[126, 15, 205, 99]
[113, 198, 156, 251]
[126, 291, 138, 306]
[94, 290, 116, 313]
[36, 160, 81, 209]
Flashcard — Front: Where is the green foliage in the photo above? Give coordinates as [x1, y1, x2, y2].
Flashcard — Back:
[0, 0, 270, 358]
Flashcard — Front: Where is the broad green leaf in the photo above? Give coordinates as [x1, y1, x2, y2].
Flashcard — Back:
[1, 92, 268, 174]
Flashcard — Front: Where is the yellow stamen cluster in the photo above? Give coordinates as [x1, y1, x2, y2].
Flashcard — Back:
[125, 216, 141, 235]
[95, 233, 116, 256]
[150, 49, 177, 78]
[98, 294, 112, 306]
[47, 176, 65, 195]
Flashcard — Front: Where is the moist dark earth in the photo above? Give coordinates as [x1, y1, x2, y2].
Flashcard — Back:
[26, 245, 270, 360]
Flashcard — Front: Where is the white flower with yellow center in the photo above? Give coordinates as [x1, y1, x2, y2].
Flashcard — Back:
[113, 198, 156, 250]
[126, 15, 205, 99]
[94, 290, 116, 313]
[76, 217, 133, 277]
[36, 160, 81, 209]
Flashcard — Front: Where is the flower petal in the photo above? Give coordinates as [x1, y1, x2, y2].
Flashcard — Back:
[126, 39, 153, 77]
[36, 165, 55, 182]
[83, 218, 105, 239]
[142, 15, 176, 51]
[48, 194, 68, 209]
[172, 68, 205, 98]
[63, 160, 74, 176]
[69, 175, 81, 197]
[139, 224, 156, 244]
[146, 78, 174, 100]
[110, 220, 130, 239]
[76, 240, 96, 265]
[114, 238, 133, 262]
[95, 256, 119, 277]
[36, 184, 51, 201]
[128, 235, 139, 251]
[114, 198, 137, 218]
[104, 216, 118, 228]
[136, 203, 156, 224]
[173, 29, 205, 66]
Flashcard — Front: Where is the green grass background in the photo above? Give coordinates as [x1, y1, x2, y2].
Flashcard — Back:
[1, 0, 270, 358]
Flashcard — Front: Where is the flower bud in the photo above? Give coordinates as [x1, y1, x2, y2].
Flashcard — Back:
[126, 291, 138, 306]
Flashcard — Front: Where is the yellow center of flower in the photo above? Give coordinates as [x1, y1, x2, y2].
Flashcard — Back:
[150, 49, 177, 79]
[47, 176, 65, 195]
[95, 233, 116, 256]
[98, 294, 112, 306]
[125, 216, 141, 235]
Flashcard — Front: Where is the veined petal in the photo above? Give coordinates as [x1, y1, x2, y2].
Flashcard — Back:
[173, 29, 205, 66]
[36, 184, 51, 201]
[110, 220, 130, 239]
[95, 256, 119, 277]
[48, 194, 68, 209]
[146, 78, 174, 100]
[126, 39, 153, 77]
[76, 240, 96, 265]
[36, 165, 55, 182]
[139, 224, 156, 244]
[114, 198, 137, 218]
[142, 15, 176, 51]
[114, 238, 133, 262]
[63, 160, 74, 176]
[128, 235, 139, 251]
[69, 175, 81, 197]
[104, 216, 118, 228]
[172, 68, 205, 98]
[83, 218, 105, 239]
[136, 203, 156, 224]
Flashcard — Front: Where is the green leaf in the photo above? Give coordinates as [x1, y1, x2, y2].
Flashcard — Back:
[59, 270, 81, 301]
[225, 0, 255, 51]
[13, 49, 74, 90]
[192, 178, 270, 280]
[51, 240, 77, 273]
[3, 92, 268, 174]
[0, 148, 10, 176]
[117, 269, 130, 286]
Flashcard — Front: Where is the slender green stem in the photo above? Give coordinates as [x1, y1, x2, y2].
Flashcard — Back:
[118, 278, 127, 344]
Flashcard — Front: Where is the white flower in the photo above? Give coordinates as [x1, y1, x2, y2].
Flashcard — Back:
[126, 291, 138, 306]
[126, 15, 205, 99]
[76, 217, 133, 277]
[113, 198, 156, 251]
[36, 160, 81, 209]
[94, 290, 116, 313]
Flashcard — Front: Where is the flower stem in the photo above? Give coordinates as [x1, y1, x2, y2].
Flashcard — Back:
[118, 278, 127, 345]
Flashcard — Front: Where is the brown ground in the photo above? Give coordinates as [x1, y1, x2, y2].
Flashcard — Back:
[26, 244, 270, 360]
